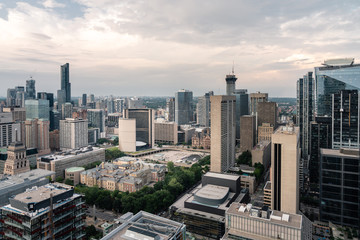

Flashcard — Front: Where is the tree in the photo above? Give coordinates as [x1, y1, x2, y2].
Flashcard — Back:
[55, 176, 64, 183]
[64, 179, 74, 186]
[113, 137, 119, 146]
[237, 151, 252, 166]
[105, 148, 126, 161]
[167, 162, 175, 172]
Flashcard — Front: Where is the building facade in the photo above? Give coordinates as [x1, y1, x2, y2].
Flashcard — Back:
[25, 99, 50, 120]
[154, 121, 178, 145]
[88, 109, 106, 133]
[240, 115, 256, 152]
[210, 95, 236, 173]
[250, 92, 268, 115]
[166, 97, 176, 122]
[59, 118, 88, 150]
[175, 89, 193, 125]
[25, 118, 51, 155]
[61, 63, 71, 103]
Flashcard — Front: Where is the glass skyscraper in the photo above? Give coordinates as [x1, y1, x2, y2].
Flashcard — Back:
[25, 99, 50, 120]
[61, 63, 71, 103]
[315, 58, 360, 116]
[175, 89, 193, 125]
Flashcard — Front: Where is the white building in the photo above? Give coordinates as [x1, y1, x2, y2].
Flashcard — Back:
[60, 118, 88, 150]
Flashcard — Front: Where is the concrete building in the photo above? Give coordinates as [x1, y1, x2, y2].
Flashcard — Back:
[123, 108, 155, 148]
[0, 112, 21, 148]
[4, 141, 30, 175]
[38, 146, 105, 178]
[114, 98, 125, 114]
[234, 89, 249, 142]
[192, 128, 211, 149]
[250, 91, 268, 115]
[1, 183, 85, 239]
[223, 202, 312, 240]
[319, 148, 360, 229]
[178, 125, 196, 144]
[240, 115, 256, 152]
[0, 169, 54, 206]
[166, 97, 175, 122]
[118, 118, 137, 152]
[263, 181, 271, 207]
[210, 95, 236, 173]
[25, 118, 51, 155]
[25, 99, 49, 120]
[61, 102, 73, 119]
[127, 97, 144, 109]
[49, 129, 60, 151]
[240, 174, 256, 194]
[65, 166, 85, 185]
[170, 172, 249, 239]
[88, 109, 106, 133]
[257, 101, 278, 128]
[271, 125, 300, 214]
[251, 140, 271, 169]
[59, 118, 88, 150]
[258, 122, 274, 142]
[88, 127, 100, 145]
[175, 89, 193, 125]
[101, 211, 186, 240]
[2, 107, 26, 144]
[81, 158, 165, 192]
[154, 120, 178, 145]
[107, 113, 121, 127]
[197, 91, 214, 127]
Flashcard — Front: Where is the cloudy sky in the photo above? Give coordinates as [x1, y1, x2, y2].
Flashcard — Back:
[1, 0, 360, 97]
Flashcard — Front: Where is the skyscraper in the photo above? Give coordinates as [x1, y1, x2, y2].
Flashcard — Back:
[61, 63, 71, 103]
[60, 118, 88, 150]
[88, 109, 106, 133]
[25, 99, 50, 120]
[210, 95, 236, 173]
[197, 91, 213, 127]
[166, 97, 175, 122]
[315, 58, 360, 117]
[175, 89, 193, 125]
[250, 92, 268, 115]
[332, 90, 360, 149]
[271, 125, 300, 214]
[257, 101, 278, 128]
[225, 70, 237, 96]
[25, 118, 50, 155]
[26, 78, 36, 99]
[234, 89, 249, 141]
[6, 88, 16, 107]
[239, 115, 256, 152]
[82, 93, 87, 107]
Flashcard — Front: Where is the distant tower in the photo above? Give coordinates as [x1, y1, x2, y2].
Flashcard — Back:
[61, 63, 71, 103]
[226, 64, 237, 95]
[175, 89, 193, 125]
[26, 77, 36, 99]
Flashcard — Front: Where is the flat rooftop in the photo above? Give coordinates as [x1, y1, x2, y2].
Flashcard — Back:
[0, 169, 54, 191]
[321, 148, 359, 158]
[40, 146, 103, 162]
[274, 125, 299, 135]
[227, 202, 302, 229]
[195, 184, 229, 201]
[13, 183, 71, 204]
[204, 172, 240, 181]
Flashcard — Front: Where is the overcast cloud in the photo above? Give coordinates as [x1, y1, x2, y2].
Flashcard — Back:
[1, 0, 360, 97]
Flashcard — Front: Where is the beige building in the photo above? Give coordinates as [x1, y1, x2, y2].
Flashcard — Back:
[37, 146, 105, 178]
[263, 181, 271, 207]
[118, 118, 137, 152]
[258, 101, 278, 128]
[210, 95, 236, 173]
[250, 92, 268, 115]
[240, 115, 256, 152]
[251, 140, 271, 169]
[258, 123, 274, 142]
[65, 166, 85, 185]
[240, 175, 256, 194]
[3, 107, 26, 144]
[154, 120, 178, 145]
[4, 142, 30, 175]
[25, 118, 51, 156]
[271, 125, 300, 214]
[60, 118, 88, 150]
[223, 202, 312, 240]
[49, 130, 60, 151]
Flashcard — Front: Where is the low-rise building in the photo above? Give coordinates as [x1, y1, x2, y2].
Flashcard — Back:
[258, 122, 274, 142]
[0, 169, 54, 206]
[240, 174, 256, 194]
[37, 146, 105, 178]
[102, 211, 186, 240]
[65, 167, 85, 185]
[263, 181, 271, 207]
[155, 120, 178, 145]
[0, 183, 85, 240]
[81, 158, 165, 192]
[251, 140, 271, 169]
[223, 202, 312, 240]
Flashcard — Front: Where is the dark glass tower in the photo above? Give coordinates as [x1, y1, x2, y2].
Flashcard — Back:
[82, 94, 87, 107]
[61, 63, 71, 103]
[175, 89, 193, 125]
[26, 78, 36, 99]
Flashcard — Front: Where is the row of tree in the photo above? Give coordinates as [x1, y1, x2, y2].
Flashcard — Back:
[75, 158, 209, 214]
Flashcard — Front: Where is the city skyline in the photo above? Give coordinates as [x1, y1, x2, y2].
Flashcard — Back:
[1, 0, 360, 97]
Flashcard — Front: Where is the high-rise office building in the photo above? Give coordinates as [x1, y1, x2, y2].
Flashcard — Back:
[88, 109, 105, 133]
[271, 125, 300, 214]
[296, 72, 314, 158]
[123, 108, 155, 148]
[61, 63, 71, 102]
[60, 118, 88, 150]
[57, 89, 66, 109]
[197, 91, 213, 127]
[3, 107, 26, 144]
[6, 88, 16, 107]
[114, 98, 125, 114]
[257, 101, 278, 128]
[82, 93, 87, 106]
[25, 78, 36, 99]
[15, 86, 26, 107]
[25, 119, 50, 155]
[315, 58, 360, 117]
[166, 97, 175, 122]
[225, 70, 237, 96]
[0, 113, 21, 148]
[250, 92, 268, 115]
[37, 92, 54, 108]
[175, 89, 193, 125]
[25, 99, 50, 120]
[319, 148, 359, 229]
[107, 97, 115, 114]
[332, 90, 360, 149]
[210, 95, 236, 173]
[240, 115, 256, 152]
[309, 116, 332, 184]
[62, 102, 73, 119]
[234, 89, 249, 141]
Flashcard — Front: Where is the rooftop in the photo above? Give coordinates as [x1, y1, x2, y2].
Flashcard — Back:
[320, 148, 359, 158]
[204, 172, 240, 181]
[66, 167, 85, 173]
[195, 184, 229, 202]
[40, 146, 103, 162]
[274, 125, 298, 135]
[322, 58, 354, 67]
[227, 202, 302, 229]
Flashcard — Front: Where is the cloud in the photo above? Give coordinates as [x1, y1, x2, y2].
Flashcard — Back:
[1, 0, 360, 97]
[41, 0, 65, 8]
